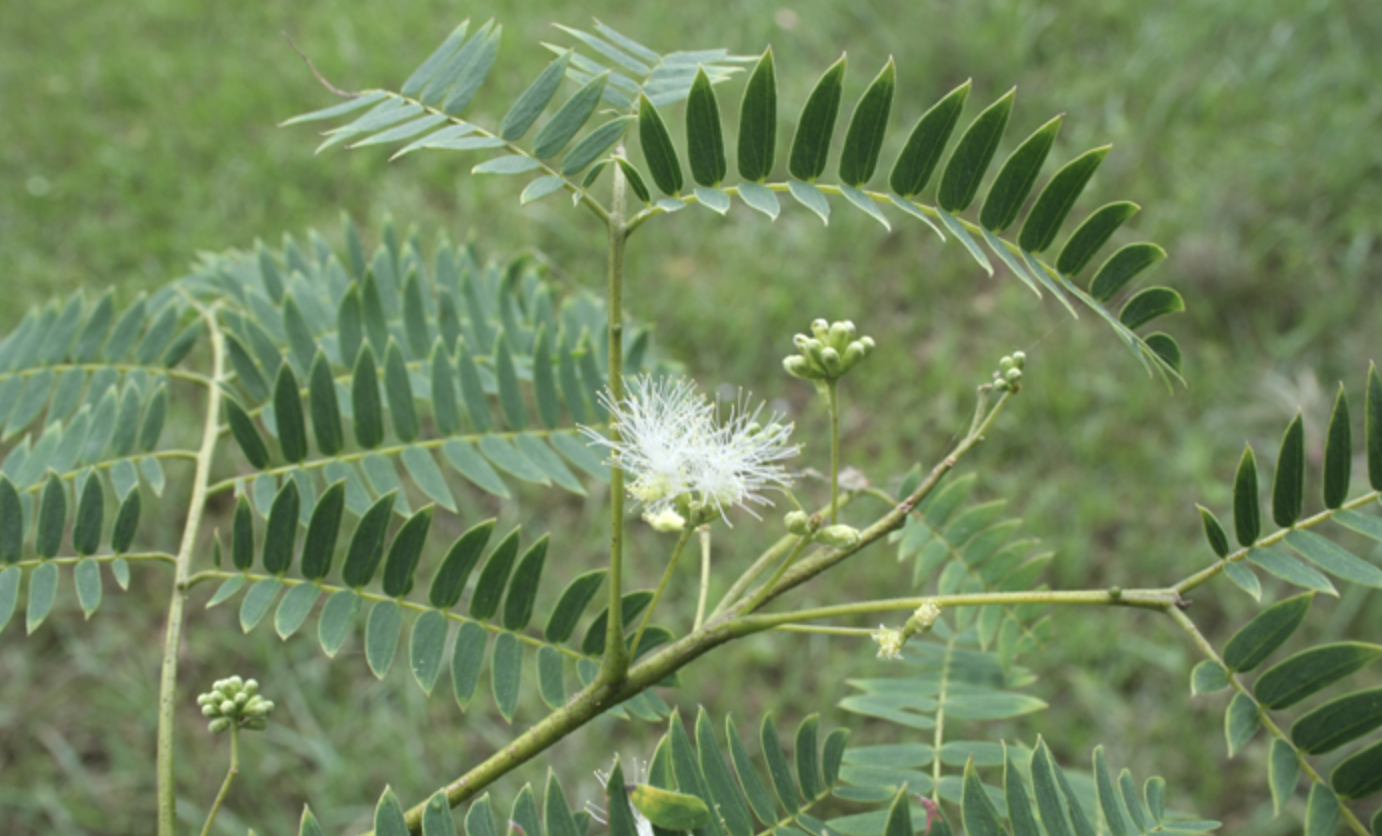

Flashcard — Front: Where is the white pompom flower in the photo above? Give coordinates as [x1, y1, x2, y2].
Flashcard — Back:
[582, 376, 799, 525]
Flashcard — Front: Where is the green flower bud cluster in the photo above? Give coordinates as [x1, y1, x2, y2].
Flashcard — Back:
[783, 319, 875, 382]
[197, 676, 274, 734]
[991, 351, 1026, 392]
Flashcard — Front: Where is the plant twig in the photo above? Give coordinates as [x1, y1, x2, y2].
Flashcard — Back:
[198, 723, 240, 836]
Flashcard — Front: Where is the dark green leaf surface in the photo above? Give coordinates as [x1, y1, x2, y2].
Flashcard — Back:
[366, 599, 403, 677]
[300, 481, 346, 581]
[533, 72, 608, 159]
[428, 519, 495, 609]
[1304, 784, 1341, 835]
[491, 631, 521, 721]
[937, 88, 1013, 212]
[422, 791, 456, 836]
[1118, 287, 1183, 330]
[1368, 363, 1382, 490]
[262, 481, 301, 575]
[1224, 692, 1261, 756]
[72, 478, 103, 557]
[760, 713, 799, 814]
[37, 474, 66, 558]
[1331, 739, 1382, 799]
[502, 535, 549, 630]
[1019, 146, 1109, 253]
[838, 59, 895, 187]
[1322, 385, 1352, 509]
[1223, 592, 1312, 672]
[891, 80, 970, 197]
[382, 340, 418, 442]
[465, 796, 497, 836]
[1292, 687, 1382, 754]
[639, 93, 683, 196]
[1256, 642, 1382, 709]
[1233, 445, 1261, 546]
[726, 715, 776, 825]
[695, 709, 754, 836]
[1093, 748, 1132, 836]
[1268, 738, 1299, 816]
[469, 528, 521, 620]
[500, 50, 572, 141]
[1029, 742, 1075, 836]
[794, 714, 821, 800]
[614, 157, 651, 204]
[374, 786, 409, 836]
[352, 347, 384, 449]
[382, 506, 433, 598]
[1273, 414, 1306, 528]
[980, 115, 1060, 233]
[0, 479, 20, 563]
[272, 366, 307, 463]
[1088, 243, 1166, 301]
[543, 569, 605, 643]
[788, 55, 847, 182]
[341, 493, 395, 588]
[307, 352, 343, 456]
[1198, 506, 1230, 557]
[686, 69, 727, 187]
[232, 495, 254, 570]
[1058, 202, 1140, 276]
[737, 49, 777, 182]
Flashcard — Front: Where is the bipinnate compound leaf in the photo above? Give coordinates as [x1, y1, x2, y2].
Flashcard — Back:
[1304, 784, 1341, 835]
[37, 474, 65, 558]
[75, 557, 101, 619]
[789, 55, 847, 182]
[1088, 243, 1166, 301]
[686, 68, 727, 187]
[980, 115, 1061, 233]
[503, 534, 549, 630]
[428, 519, 495, 609]
[263, 481, 301, 575]
[382, 505, 433, 598]
[1223, 592, 1313, 672]
[491, 630, 521, 721]
[532, 71, 608, 159]
[1118, 287, 1183, 330]
[737, 48, 777, 182]
[366, 599, 403, 678]
[1331, 739, 1382, 799]
[1323, 385, 1351, 509]
[839, 59, 895, 188]
[962, 758, 1004, 836]
[300, 481, 346, 581]
[630, 785, 712, 831]
[469, 527, 521, 620]
[1273, 414, 1306, 528]
[938, 88, 1013, 213]
[1191, 659, 1230, 695]
[639, 93, 683, 196]
[1058, 202, 1140, 276]
[1291, 687, 1382, 754]
[1255, 642, 1382, 710]
[342, 492, 396, 588]
[501, 49, 572, 141]
[1224, 692, 1261, 757]
[1268, 737, 1299, 816]
[1019, 146, 1109, 253]
[1233, 445, 1261, 546]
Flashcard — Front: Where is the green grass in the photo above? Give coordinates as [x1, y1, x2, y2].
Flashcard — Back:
[2, 0, 1381, 833]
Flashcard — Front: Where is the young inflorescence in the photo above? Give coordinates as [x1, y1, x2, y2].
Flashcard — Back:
[582, 376, 799, 525]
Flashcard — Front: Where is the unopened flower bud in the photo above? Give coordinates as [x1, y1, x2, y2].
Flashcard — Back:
[811, 319, 831, 340]
[816, 524, 861, 549]
[243, 679, 258, 696]
[209, 717, 232, 734]
[828, 320, 855, 348]
[220, 700, 236, 714]
[906, 600, 942, 636]
[994, 379, 1010, 391]
[820, 347, 842, 374]
[1005, 368, 1023, 383]
[783, 356, 818, 380]
[643, 508, 686, 533]
[201, 703, 218, 717]
[1011, 351, 1026, 369]
[784, 511, 814, 536]
[999, 356, 1015, 372]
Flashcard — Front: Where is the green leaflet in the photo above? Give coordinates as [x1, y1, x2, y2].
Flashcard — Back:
[606, 760, 642, 836]
[262, 480, 301, 575]
[443, 438, 510, 497]
[838, 60, 895, 187]
[282, 295, 317, 374]
[686, 68, 727, 187]
[374, 786, 409, 836]
[138, 384, 167, 452]
[821, 728, 848, 787]
[341, 492, 395, 588]
[0, 567, 21, 633]
[1223, 561, 1262, 600]
[402, 446, 456, 513]
[469, 527, 521, 620]
[500, 50, 572, 141]
[694, 709, 754, 836]
[1190, 659, 1230, 695]
[0, 478, 22, 563]
[1018, 146, 1110, 253]
[308, 352, 343, 456]
[366, 599, 403, 678]
[401, 270, 432, 358]
[639, 92, 683, 196]
[787, 180, 830, 225]
[1198, 506, 1230, 557]
[72, 290, 115, 362]
[441, 25, 502, 116]
[1005, 749, 1042, 836]
[1224, 692, 1261, 757]
[1223, 592, 1312, 672]
[937, 88, 1013, 213]
[74, 557, 101, 619]
[961, 759, 1004, 836]
[543, 569, 605, 644]
[1272, 414, 1306, 528]
[429, 519, 495, 609]
[532, 71, 608, 159]
[352, 346, 385, 449]
[1089, 242, 1166, 301]
[725, 714, 777, 826]
[544, 770, 581, 836]
[560, 116, 633, 177]
[1267, 738, 1298, 816]
[530, 327, 561, 429]
[382, 506, 434, 598]
[1323, 385, 1351, 509]
[1292, 687, 1382, 754]
[133, 304, 180, 366]
[454, 342, 492, 432]
[1058, 201, 1140, 276]
[759, 713, 799, 814]
[493, 333, 527, 429]
[788, 55, 846, 182]
[1286, 529, 1382, 587]
[274, 582, 319, 639]
[980, 115, 1061, 233]
[421, 791, 456, 836]
[273, 365, 308, 463]
[1369, 363, 1382, 490]
[1118, 287, 1184, 330]
[537, 645, 565, 709]
[36, 474, 66, 558]
[25, 562, 59, 634]
[614, 157, 651, 204]
[451, 620, 488, 710]
[1256, 642, 1382, 710]
[1029, 741, 1075, 836]
[409, 609, 449, 695]
[318, 588, 361, 657]
[630, 785, 711, 831]
[514, 435, 584, 494]
[502, 535, 549, 630]
[1092, 748, 1133, 836]
[1232, 445, 1261, 546]
[240, 577, 283, 632]
[383, 339, 419, 443]
[337, 284, 363, 368]
[232, 495, 255, 570]
[794, 714, 821, 800]
[520, 175, 565, 205]
[737, 48, 776, 182]
[1331, 739, 1382, 799]
[479, 436, 549, 484]
[72, 477, 103, 557]
[490, 630, 522, 721]
[1304, 784, 1342, 835]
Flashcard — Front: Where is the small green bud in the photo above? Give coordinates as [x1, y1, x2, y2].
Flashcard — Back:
[816, 524, 862, 549]
[1005, 368, 1023, 383]
[994, 379, 1010, 391]
[220, 700, 236, 714]
[784, 511, 813, 536]
[208, 717, 232, 735]
[999, 356, 1014, 372]
[828, 320, 855, 348]
[228, 676, 243, 690]
[810, 318, 830, 341]
[243, 679, 258, 696]
[783, 356, 818, 380]
[1012, 351, 1026, 369]
[820, 347, 842, 374]
[201, 703, 219, 717]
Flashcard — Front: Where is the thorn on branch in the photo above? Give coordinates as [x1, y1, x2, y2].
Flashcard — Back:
[282, 31, 357, 98]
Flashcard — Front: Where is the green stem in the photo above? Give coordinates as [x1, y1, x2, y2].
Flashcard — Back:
[931, 634, 958, 803]
[157, 304, 225, 836]
[1167, 607, 1370, 836]
[599, 151, 630, 686]
[827, 380, 840, 525]
[694, 526, 711, 631]
[12, 552, 175, 570]
[740, 535, 812, 614]
[629, 525, 696, 659]
[199, 722, 240, 836]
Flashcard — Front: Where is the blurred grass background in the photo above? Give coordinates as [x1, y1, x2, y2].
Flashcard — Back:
[2, 0, 1380, 832]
